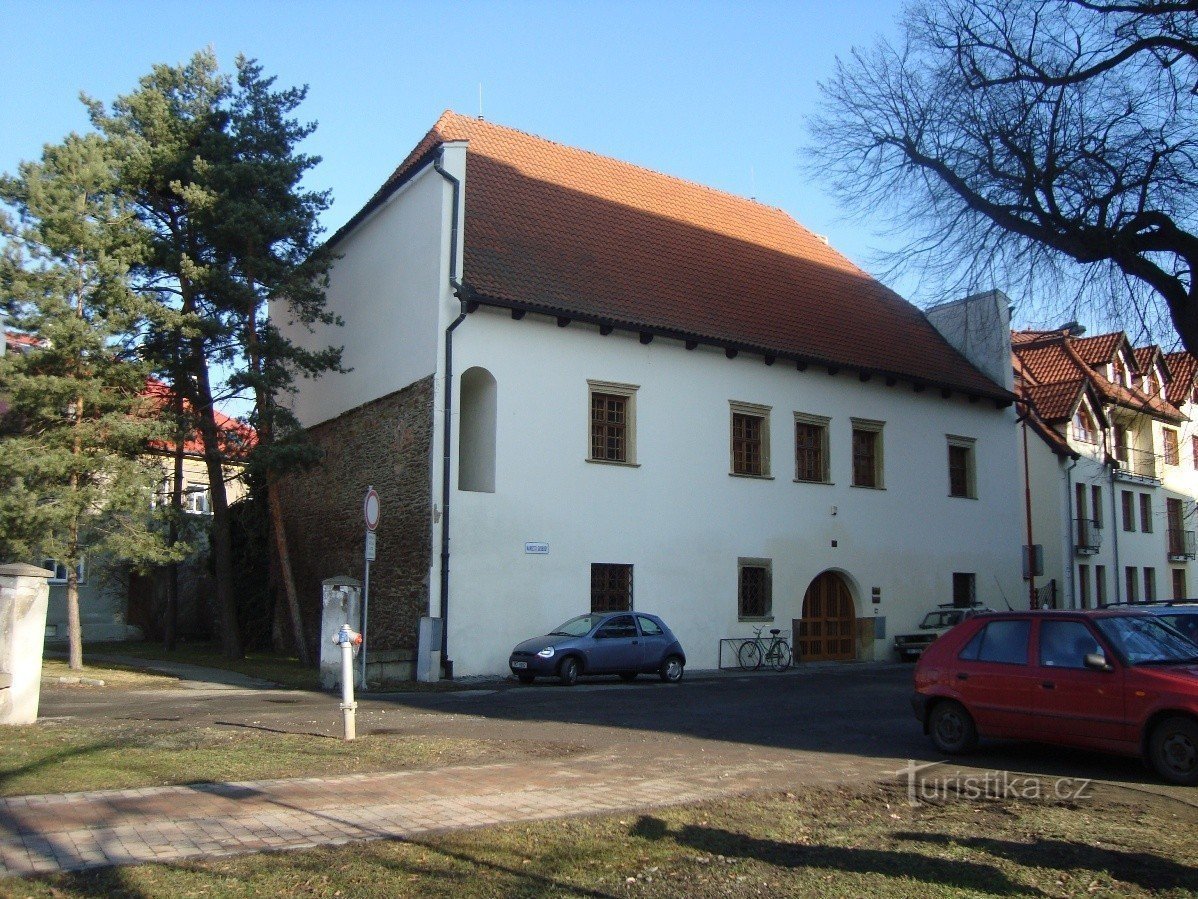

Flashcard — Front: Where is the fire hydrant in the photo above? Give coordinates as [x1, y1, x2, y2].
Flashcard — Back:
[333, 624, 363, 740]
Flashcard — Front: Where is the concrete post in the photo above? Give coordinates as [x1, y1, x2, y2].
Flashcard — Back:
[0, 563, 54, 725]
[319, 576, 361, 690]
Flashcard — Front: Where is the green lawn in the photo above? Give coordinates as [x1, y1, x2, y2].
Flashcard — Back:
[7, 779, 1196, 897]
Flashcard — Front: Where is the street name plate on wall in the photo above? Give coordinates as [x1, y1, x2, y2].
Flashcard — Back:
[524, 542, 549, 554]
[365, 531, 377, 561]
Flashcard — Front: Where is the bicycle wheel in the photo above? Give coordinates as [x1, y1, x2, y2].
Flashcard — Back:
[738, 640, 763, 670]
[770, 641, 793, 672]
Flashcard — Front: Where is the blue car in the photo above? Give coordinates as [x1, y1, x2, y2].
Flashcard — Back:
[508, 611, 687, 685]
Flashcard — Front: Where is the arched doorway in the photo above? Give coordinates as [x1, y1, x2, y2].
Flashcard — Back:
[796, 571, 856, 662]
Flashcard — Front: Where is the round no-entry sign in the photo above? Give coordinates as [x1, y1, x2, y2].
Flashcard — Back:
[364, 487, 380, 531]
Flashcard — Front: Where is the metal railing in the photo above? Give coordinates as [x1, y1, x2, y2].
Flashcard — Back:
[1074, 517, 1102, 554]
[1168, 528, 1196, 561]
[1112, 446, 1160, 482]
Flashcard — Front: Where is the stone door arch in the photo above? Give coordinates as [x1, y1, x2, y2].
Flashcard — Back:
[796, 571, 856, 662]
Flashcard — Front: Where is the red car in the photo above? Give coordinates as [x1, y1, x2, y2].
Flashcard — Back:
[912, 610, 1198, 784]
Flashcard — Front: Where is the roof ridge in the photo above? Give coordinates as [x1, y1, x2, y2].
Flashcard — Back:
[434, 110, 861, 273]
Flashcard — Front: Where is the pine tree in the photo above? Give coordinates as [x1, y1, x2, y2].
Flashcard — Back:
[87, 51, 342, 661]
[0, 133, 177, 669]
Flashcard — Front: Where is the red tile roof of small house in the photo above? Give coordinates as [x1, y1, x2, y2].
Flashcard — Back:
[337, 112, 1012, 402]
[143, 380, 256, 461]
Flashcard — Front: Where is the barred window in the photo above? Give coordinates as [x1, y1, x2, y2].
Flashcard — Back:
[590, 563, 633, 612]
[738, 558, 772, 619]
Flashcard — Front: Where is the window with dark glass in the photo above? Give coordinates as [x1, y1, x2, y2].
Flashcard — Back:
[1121, 491, 1135, 531]
[794, 416, 829, 483]
[590, 393, 627, 462]
[738, 558, 772, 619]
[947, 437, 976, 498]
[952, 572, 976, 607]
[851, 419, 884, 488]
[1140, 493, 1153, 533]
[732, 413, 764, 475]
[1039, 620, 1101, 669]
[590, 563, 633, 612]
[1164, 428, 1180, 466]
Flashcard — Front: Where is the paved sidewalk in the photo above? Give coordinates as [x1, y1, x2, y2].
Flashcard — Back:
[0, 748, 896, 877]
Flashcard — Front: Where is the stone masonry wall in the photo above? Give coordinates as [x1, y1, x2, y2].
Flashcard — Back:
[278, 376, 434, 659]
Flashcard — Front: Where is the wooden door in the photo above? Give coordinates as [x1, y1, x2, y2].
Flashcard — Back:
[796, 572, 856, 661]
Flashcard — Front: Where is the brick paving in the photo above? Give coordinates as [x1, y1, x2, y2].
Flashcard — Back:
[0, 748, 897, 878]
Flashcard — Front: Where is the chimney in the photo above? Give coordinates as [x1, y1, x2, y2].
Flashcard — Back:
[925, 290, 1014, 391]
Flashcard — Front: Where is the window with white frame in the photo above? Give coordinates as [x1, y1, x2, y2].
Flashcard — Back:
[42, 558, 86, 585]
[184, 484, 212, 515]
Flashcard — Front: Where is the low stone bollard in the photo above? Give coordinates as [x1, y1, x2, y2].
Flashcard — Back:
[0, 563, 54, 725]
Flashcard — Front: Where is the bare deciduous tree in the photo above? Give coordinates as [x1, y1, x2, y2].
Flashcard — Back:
[810, 0, 1198, 348]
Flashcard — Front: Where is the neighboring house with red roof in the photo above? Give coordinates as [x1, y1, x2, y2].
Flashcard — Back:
[276, 113, 1024, 679]
[1013, 326, 1198, 609]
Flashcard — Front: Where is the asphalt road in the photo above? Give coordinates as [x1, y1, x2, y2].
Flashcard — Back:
[39, 663, 1174, 790]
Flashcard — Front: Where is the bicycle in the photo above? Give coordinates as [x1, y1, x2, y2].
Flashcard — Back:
[737, 626, 792, 671]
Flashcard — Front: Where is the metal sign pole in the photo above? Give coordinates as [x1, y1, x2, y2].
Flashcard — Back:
[361, 485, 379, 690]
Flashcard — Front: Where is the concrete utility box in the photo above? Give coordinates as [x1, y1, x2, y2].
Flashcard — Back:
[0, 563, 53, 725]
[416, 616, 443, 683]
[320, 576, 361, 690]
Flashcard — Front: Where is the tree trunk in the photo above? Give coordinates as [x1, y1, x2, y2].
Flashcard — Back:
[191, 351, 243, 660]
[66, 564, 83, 671]
[268, 481, 310, 666]
[164, 430, 184, 651]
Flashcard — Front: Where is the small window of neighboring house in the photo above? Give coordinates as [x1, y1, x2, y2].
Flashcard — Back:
[1121, 491, 1135, 531]
[1112, 356, 1127, 387]
[947, 436, 976, 498]
[1072, 407, 1096, 443]
[794, 413, 830, 483]
[42, 558, 85, 585]
[952, 572, 976, 607]
[588, 381, 638, 465]
[1145, 372, 1160, 397]
[1192, 435, 1198, 468]
[1140, 493, 1153, 533]
[1126, 566, 1139, 602]
[851, 418, 885, 488]
[590, 563, 633, 612]
[1091, 485, 1103, 527]
[184, 484, 212, 515]
[1144, 567, 1157, 602]
[1164, 428, 1180, 466]
[738, 558, 772, 620]
[730, 401, 771, 477]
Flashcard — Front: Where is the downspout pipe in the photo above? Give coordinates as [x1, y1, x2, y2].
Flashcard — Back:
[1111, 465, 1122, 603]
[435, 148, 466, 678]
[1063, 458, 1077, 608]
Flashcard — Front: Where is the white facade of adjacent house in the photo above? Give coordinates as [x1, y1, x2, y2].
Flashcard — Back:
[1016, 335, 1198, 610]
[280, 122, 1026, 678]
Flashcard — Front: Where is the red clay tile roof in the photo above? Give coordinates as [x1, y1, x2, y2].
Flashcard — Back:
[1024, 381, 1087, 422]
[143, 380, 256, 460]
[343, 112, 1011, 401]
[1071, 333, 1127, 366]
[1165, 352, 1198, 405]
[1012, 330, 1184, 424]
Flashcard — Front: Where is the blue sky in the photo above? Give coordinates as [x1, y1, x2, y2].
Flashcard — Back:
[3, 0, 911, 284]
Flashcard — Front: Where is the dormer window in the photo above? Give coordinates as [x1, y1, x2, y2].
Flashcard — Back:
[1144, 372, 1159, 397]
[1072, 407, 1097, 444]
[1112, 357, 1127, 387]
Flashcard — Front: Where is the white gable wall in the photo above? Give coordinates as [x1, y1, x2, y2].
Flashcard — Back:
[276, 161, 450, 429]
[446, 309, 1024, 676]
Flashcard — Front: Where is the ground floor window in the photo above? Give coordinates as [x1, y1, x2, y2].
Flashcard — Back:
[590, 563, 633, 612]
[1077, 564, 1091, 609]
[1095, 565, 1107, 605]
[1173, 567, 1187, 600]
[737, 558, 772, 619]
[1125, 566, 1139, 603]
